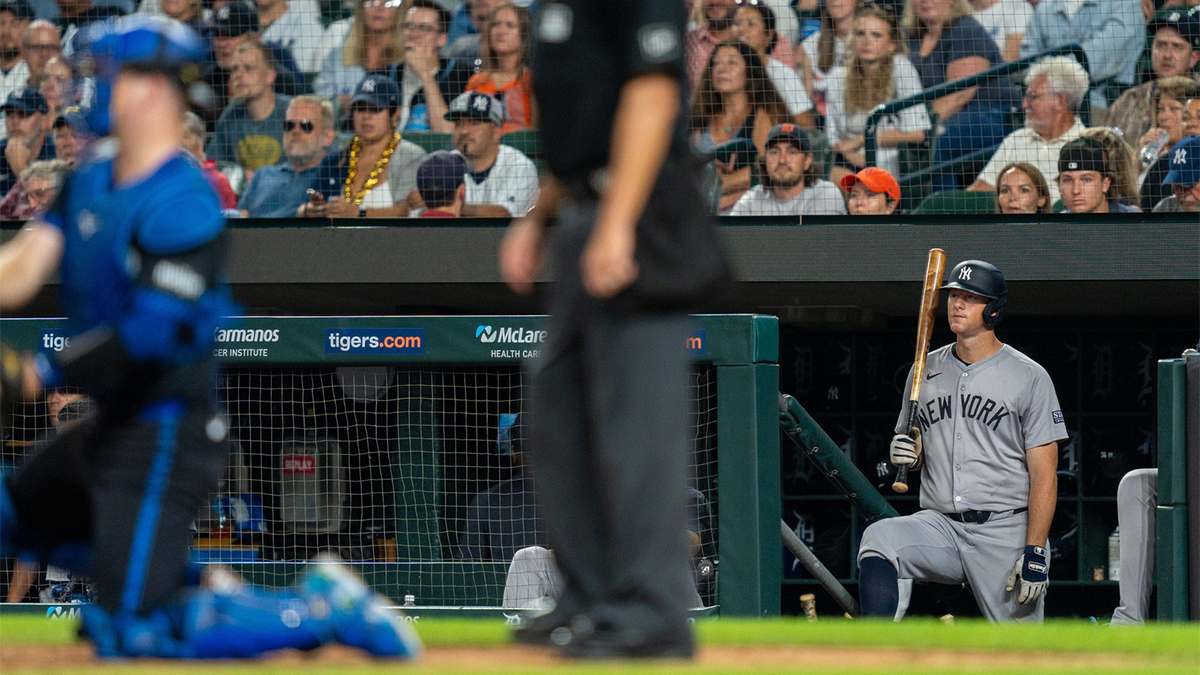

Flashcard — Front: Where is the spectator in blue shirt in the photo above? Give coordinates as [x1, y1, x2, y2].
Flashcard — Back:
[206, 41, 291, 180]
[237, 95, 338, 218]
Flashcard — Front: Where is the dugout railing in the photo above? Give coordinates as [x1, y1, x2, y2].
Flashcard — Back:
[0, 314, 781, 617]
[863, 44, 1090, 208]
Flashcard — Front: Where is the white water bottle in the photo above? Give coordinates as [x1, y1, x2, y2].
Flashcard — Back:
[1107, 527, 1120, 581]
[1140, 130, 1169, 168]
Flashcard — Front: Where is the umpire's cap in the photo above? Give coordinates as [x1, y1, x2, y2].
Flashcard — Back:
[942, 260, 1007, 327]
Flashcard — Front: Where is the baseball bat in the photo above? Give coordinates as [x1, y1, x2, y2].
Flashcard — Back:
[892, 248, 947, 493]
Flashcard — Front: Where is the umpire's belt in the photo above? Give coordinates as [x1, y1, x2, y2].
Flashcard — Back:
[563, 169, 610, 203]
[943, 507, 1028, 524]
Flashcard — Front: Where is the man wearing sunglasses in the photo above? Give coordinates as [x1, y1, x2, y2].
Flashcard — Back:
[238, 94, 339, 217]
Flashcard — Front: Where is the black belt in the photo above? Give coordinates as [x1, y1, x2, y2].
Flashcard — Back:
[563, 169, 607, 203]
[944, 507, 1027, 524]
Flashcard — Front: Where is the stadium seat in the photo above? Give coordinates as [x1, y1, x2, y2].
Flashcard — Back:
[500, 129, 540, 158]
[402, 131, 453, 153]
[500, 129, 548, 174]
[911, 189, 996, 215]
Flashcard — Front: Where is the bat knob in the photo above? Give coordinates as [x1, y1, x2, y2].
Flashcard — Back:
[891, 481, 909, 494]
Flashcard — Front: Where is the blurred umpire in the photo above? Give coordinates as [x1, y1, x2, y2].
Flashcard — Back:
[0, 17, 417, 659]
[499, 0, 730, 660]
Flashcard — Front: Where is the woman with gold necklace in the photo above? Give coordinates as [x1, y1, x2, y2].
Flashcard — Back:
[302, 74, 426, 218]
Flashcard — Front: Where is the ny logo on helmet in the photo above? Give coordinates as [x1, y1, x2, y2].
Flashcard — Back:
[959, 266, 973, 281]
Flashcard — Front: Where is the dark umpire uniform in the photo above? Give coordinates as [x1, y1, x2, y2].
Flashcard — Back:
[515, 0, 729, 659]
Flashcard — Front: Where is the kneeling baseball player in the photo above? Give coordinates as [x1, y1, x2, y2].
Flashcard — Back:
[858, 260, 1067, 621]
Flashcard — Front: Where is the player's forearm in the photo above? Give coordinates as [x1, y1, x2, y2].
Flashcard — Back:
[421, 75, 452, 134]
[595, 72, 680, 236]
[1025, 444, 1058, 545]
[0, 222, 64, 310]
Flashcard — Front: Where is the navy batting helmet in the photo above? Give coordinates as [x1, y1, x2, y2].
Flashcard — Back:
[942, 260, 1007, 327]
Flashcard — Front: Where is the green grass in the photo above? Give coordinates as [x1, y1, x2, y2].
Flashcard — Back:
[1, 616, 1197, 674]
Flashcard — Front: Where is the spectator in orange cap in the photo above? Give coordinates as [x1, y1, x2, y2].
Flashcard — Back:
[842, 166, 900, 215]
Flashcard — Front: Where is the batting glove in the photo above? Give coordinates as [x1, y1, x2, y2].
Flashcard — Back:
[889, 431, 922, 468]
[1005, 545, 1049, 605]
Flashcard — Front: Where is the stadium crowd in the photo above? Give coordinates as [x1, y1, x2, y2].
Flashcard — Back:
[0, 0, 1196, 219]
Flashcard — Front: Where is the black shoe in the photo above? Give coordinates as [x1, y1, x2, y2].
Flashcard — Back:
[559, 623, 694, 660]
[511, 610, 584, 647]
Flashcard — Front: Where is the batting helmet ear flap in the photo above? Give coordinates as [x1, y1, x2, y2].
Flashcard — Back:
[983, 296, 1005, 327]
[943, 259, 1007, 327]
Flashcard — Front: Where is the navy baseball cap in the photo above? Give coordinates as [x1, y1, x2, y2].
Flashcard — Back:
[444, 92, 503, 126]
[1151, 8, 1200, 50]
[416, 150, 471, 206]
[1163, 135, 1200, 186]
[0, 0, 34, 21]
[2, 87, 48, 114]
[212, 1, 259, 37]
[765, 123, 811, 152]
[349, 74, 399, 109]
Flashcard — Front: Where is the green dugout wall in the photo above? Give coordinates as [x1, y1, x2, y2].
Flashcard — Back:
[0, 314, 781, 616]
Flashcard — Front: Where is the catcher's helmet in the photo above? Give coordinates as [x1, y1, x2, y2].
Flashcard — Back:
[942, 259, 1007, 327]
[79, 16, 206, 136]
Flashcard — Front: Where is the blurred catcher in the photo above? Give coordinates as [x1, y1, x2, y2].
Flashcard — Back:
[0, 16, 418, 660]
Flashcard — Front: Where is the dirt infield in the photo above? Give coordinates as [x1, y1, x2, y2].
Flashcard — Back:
[0, 641, 1168, 674]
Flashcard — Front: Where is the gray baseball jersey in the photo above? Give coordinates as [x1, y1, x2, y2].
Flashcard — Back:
[858, 342, 1067, 622]
[897, 343, 1068, 513]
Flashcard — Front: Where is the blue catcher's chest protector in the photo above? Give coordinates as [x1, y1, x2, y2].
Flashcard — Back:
[45, 151, 227, 346]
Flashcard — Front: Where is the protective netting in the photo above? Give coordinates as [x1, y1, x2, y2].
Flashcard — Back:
[0, 364, 719, 607]
[3, 1, 1193, 221]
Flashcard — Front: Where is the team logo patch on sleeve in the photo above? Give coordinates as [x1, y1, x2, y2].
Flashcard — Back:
[638, 23, 681, 63]
[1052, 410, 1064, 424]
